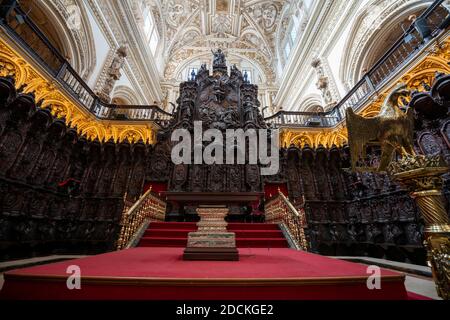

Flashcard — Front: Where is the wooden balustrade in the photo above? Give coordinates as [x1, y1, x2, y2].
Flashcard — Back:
[265, 190, 308, 250]
[116, 187, 167, 250]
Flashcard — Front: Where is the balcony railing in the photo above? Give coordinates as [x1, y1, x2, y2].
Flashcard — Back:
[0, 0, 448, 129]
[265, 0, 450, 128]
[0, 1, 172, 126]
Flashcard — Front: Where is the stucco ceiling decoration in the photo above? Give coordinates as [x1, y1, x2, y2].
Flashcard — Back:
[157, 0, 286, 85]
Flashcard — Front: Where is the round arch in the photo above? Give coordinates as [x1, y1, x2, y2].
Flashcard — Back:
[112, 86, 141, 105]
[340, 0, 433, 87]
[170, 51, 269, 85]
[291, 134, 313, 147]
[19, 0, 96, 79]
[298, 94, 324, 112]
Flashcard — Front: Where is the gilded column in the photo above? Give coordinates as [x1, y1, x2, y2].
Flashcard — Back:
[388, 155, 450, 300]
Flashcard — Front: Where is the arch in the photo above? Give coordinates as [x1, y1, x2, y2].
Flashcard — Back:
[82, 126, 102, 141]
[112, 86, 141, 105]
[119, 129, 145, 143]
[298, 94, 324, 112]
[170, 51, 268, 85]
[314, 132, 330, 147]
[44, 100, 72, 121]
[306, 105, 324, 113]
[0, 53, 26, 86]
[340, 0, 433, 87]
[19, 0, 96, 79]
[290, 134, 313, 147]
[362, 110, 380, 118]
[331, 133, 348, 147]
[401, 56, 450, 89]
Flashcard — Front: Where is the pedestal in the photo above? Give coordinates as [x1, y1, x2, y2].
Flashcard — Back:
[388, 155, 450, 300]
[183, 207, 239, 261]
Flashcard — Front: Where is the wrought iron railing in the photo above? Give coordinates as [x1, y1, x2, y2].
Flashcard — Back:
[116, 187, 166, 250]
[265, 190, 308, 250]
[265, 0, 449, 128]
[0, 1, 172, 126]
[0, 0, 448, 129]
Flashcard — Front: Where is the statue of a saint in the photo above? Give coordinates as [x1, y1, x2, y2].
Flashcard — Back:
[199, 64, 208, 74]
[212, 48, 226, 67]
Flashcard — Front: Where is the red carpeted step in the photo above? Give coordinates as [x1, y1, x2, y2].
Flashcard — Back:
[138, 237, 188, 247]
[139, 222, 194, 247]
[232, 230, 284, 238]
[149, 222, 197, 230]
[227, 223, 280, 230]
[230, 224, 289, 248]
[236, 238, 289, 248]
[137, 222, 288, 248]
[144, 229, 193, 238]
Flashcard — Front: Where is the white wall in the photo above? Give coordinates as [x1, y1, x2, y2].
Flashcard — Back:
[325, 20, 353, 96]
[83, 0, 110, 88]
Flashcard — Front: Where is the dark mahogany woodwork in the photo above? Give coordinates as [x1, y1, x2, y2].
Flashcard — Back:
[0, 71, 449, 264]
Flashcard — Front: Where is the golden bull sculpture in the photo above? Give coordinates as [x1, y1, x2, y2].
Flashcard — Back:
[346, 84, 414, 172]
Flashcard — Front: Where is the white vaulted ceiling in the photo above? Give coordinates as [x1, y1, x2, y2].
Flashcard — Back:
[145, 0, 291, 85]
[99, 0, 430, 112]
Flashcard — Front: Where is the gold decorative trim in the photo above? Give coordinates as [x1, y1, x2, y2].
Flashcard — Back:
[0, 37, 156, 143]
[280, 36, 450, 148]
[387, 154, 450, 300]
[1, 30, 449, 147]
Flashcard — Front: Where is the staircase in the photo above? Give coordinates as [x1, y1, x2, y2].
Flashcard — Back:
[229, 223, 289, 248]
[138, 222, 195, 247]
[137, 222, 289, 248]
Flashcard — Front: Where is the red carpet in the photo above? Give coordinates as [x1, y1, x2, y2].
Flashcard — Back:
[407, 292, 433, 300]
[138, 222, 289, 248]
[0, 247, 409, 300]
